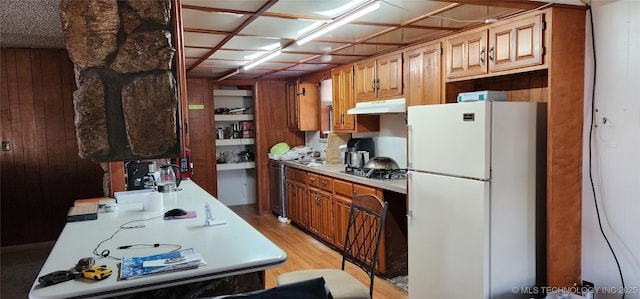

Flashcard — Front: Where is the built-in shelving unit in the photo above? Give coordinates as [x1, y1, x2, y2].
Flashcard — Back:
[213, 88, 257, 206]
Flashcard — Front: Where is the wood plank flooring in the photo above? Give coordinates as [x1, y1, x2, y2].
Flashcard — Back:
[229, 204, 408, 299]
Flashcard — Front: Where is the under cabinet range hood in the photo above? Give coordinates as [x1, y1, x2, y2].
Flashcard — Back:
[347, 98, 406, 115]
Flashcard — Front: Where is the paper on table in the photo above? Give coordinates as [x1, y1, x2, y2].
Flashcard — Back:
[120, 248, 206, 280]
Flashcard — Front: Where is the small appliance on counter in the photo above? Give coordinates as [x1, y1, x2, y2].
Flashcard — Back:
[173, 148, 192, 179]
[157, 164, 182, 193]
[125, 161, 156, 190]
[343, 138, 375, 167]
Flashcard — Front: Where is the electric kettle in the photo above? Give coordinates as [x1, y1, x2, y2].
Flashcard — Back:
[157, 164, 182, 193]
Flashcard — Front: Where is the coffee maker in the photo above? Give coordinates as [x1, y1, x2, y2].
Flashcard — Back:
[126, 161, 156, 190]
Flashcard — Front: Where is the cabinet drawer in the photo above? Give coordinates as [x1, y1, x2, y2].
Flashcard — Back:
[319, 175, 333, 193]
[354, 184, 379, 197]
[334, 179, 353, 198]
[286, 167, 307, 182]
[307, 173, 319, 188]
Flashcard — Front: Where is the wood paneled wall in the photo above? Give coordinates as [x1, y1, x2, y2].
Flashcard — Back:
[185, 78, 217, 196]
[1, 48, 104, 246]
[254, 80, 305, 215]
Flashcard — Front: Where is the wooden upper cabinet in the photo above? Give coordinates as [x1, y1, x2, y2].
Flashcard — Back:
[331, 66, 355, 131]
[287, 80, 319, 131]
[354, 59, 377, 101]
[376, 52, 403, 99]
[332, 65, 380, 133]
[489, 13, 544, 72]
[405, 41, 442, 106]
[445, 30, 488, 80]
[445, 12, 545, 81]
[354, 52, 403, 102]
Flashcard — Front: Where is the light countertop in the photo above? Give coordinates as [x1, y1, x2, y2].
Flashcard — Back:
[279, 160, 407, 194]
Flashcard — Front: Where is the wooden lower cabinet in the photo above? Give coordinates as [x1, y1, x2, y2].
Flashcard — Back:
[286, 167, 308, 227]
[284, 166, 407, 277]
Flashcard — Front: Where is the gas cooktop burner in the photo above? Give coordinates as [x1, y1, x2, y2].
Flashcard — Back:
[344, 166, 407, 180]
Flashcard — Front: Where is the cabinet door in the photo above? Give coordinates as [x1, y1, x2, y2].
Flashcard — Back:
[354, 59, 377, 101]
[308, 188, 321, 235]
[319, 190, 334, 244]
[445, 30, 488, 79]
[285, 180, 298, 223]
[333, 193, 352, 249]
[296, 182, 308, 228]
[286, 81, 298, 130]
[331, 66, 355, 131]
[376, 52, 403, 99]
[288, 82, 320, 131]
[489, 13, 543, 72]
[405, 42, 442, 106]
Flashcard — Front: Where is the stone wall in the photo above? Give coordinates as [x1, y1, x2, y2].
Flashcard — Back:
[60, 0, 180, 161]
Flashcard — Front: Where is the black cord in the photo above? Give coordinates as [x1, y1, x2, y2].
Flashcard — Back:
[586, 5, 626, 298]
[92, 215, 165, 260]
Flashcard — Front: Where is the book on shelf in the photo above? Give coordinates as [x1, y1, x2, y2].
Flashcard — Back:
[119, 248, 205, 280]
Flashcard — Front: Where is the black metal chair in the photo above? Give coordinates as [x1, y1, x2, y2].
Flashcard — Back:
[276, 194, 389, 299]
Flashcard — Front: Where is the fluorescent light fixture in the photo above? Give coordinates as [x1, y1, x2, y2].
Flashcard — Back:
[297, 21, 324, 37]
[297, 1, 380, 46]
[218, 69, 240, 81]
[242, 50, 281, 70]
[315, 0, 366, 17]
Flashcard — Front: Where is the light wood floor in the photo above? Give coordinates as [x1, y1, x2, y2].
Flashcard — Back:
[229, 204, 408, 299]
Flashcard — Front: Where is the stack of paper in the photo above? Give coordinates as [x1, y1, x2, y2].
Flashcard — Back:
[120, 248, 206, 280]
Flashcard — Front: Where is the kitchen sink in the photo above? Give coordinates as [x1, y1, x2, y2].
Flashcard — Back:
[293, 158, 325, 165]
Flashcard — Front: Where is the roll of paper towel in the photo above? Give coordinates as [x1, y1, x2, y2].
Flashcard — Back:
[142, 192, 163, 211]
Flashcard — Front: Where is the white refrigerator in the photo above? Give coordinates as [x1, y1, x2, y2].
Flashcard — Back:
[407, 101, 546, 299]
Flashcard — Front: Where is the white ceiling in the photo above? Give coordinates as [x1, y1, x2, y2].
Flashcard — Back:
[0, 0, 588, 81]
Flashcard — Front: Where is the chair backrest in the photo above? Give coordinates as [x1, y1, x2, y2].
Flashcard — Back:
[341, 193, 388, 298]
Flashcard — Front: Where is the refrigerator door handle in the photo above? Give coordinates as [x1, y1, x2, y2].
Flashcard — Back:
[407, 124, 413, 169]
[406, 210, 413, 218]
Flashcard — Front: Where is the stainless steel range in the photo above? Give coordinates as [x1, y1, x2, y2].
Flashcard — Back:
[344, 166, 407, 180]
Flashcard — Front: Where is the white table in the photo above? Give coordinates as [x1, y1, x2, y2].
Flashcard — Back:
[29, 180, 287, 299]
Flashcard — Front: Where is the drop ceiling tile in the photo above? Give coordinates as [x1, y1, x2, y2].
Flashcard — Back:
[286, 41, 352, 55]
[306, 55, 364, 65]
[268, 0, 363, 18]
[331, 44, 396, 56]
[184, 47, 214, 59]
[286, 63, 334, 72]
[240, 16, 321, 40]
[224, 36, 285, 51]
[182, 9, 249, 31]
[183, 32, 227, 48]
[182, 0, 267, 11]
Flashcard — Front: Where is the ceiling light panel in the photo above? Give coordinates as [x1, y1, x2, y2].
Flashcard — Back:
[269, 0, 365, 18]
[304, 23, 388, 42]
